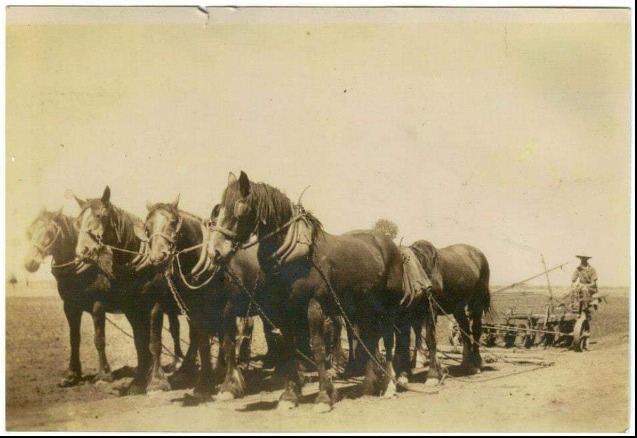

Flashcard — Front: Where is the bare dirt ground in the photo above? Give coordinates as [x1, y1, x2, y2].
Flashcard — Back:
[5, 285, 630, 432]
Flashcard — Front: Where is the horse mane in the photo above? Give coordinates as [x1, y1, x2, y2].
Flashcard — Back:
[27, 210, 75, 241]
[146, 203, 202, 224]
[56, 214, 78, 243]
[223, 180, 324, 240]
[81, 199, 143, 249]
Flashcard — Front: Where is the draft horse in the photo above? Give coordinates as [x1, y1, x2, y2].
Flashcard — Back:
[206, 171, 405, 412]
[397, 240, 494, 381]
[74, 186, 189, 394]
[139, 198, 267, 400]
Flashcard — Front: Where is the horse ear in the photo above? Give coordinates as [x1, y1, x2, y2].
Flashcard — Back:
[239, 171, 251, 198]
[39, 205, 46, 214]
[228, 172, 237, 186]
[171, 194, 180, 208]
[101, 186, 111, 205]
[146, 201, 153, 211]
[55, 206, 64, 216]
[74, 195, 87, 209]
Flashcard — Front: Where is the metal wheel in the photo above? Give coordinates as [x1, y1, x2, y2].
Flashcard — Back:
[572, 315, 590, 352]
[516, 324, 528, 348]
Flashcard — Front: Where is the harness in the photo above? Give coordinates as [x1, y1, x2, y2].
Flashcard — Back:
[32, 220, 78, 270]
[80, 225, 150, 272]
[31, 221, 62, 256]
[210, 204, 311, 267]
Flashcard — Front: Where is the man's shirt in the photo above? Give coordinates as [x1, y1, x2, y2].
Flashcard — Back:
[572, 265, 598, 285]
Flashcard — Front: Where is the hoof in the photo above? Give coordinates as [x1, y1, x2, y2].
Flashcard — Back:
[397, 374, 409, 386]
[127, 382, 147, 396]
[382, 380, 398, 399]
[148, 378, 171, 392]
[460, 364, 481, 376]
[168, 369, 197, 390]
[424, 377, 440, 387]
[312, 402, 332, 413]
[277, 399, 298, 411]
[58, 377, 81, 388]
[167, 358, 184, 374]
[217, 391, 236, 401]
[96, 371, 114, 383]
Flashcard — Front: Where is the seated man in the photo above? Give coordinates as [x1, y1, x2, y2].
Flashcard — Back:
[571, 253, 598, 311]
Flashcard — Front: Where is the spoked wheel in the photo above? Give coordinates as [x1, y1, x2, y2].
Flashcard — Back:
[572, 316, 590, 352]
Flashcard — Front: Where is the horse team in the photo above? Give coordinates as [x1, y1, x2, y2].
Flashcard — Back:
[24, 171, 493, 412]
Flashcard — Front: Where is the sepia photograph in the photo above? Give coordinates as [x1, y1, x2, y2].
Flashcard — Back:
[3, 5, 634, 433]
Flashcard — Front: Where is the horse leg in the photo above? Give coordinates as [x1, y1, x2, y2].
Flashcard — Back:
[393, 316, 412, 385]
[470, 310, 484, 370]
[193, 325, 214, 400]
[360, 323, 381, 396]
[454, 305, 479, 375]
[381, 324, 398, 398]
[237, 316, 254, 366]
[309, 298, 338, 412]
[218, 300, 246, 400]
[331, 316, 346, 371]
[343, 322, 365, 377]
[167, 312, 184, 372]
[59, 301, 83, 387]
[125, 310, 152, 395]
[169, 319, 199, 389]
[424, 309, 445, 386]
[147, 301, 170, 391]
[277, 317, 303, 411]
[92, 301, 113, 382]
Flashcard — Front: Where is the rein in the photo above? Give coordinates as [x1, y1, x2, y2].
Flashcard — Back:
[211, 209, 308, 257]
[80, 229, 146, 257]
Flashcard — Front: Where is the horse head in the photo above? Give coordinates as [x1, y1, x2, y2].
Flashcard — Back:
[207, 171, 296, 267]
[24, 206, 64, 272]
[73, 186, 119, 271]
[141, 196, 183, 268]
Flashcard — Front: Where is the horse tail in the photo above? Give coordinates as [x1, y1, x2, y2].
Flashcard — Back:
[479, 255, 499, 324]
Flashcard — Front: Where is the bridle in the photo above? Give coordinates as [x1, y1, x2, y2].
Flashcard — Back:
[31, 220, 62, 256]
[208, 203, 308, 256]
[147, 216, 183, 249]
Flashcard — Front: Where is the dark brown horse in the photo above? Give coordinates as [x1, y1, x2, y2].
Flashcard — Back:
[24, 207, 186, 387]
[207, 171, 405, 412]
[398, 240, 494, 380]
[140, 198, 269, 400]
[74, 187, 184, 394]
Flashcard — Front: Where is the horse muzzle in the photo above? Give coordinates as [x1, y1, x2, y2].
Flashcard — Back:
[23, 258, 41, 273]
[75, 258, 92, 274]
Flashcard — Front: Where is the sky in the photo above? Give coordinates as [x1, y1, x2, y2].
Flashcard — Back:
[5, 7, 632, 286]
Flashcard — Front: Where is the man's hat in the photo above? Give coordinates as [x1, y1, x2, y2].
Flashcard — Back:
[576, 253, 592, 259]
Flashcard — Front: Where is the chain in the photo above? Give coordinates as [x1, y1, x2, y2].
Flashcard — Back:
[308, 256, 436, 395]
[164, 271, 191, 320]
[174, 252, 220, 290]
[224, 264, 317, 367]
[426, 292, 544, 367]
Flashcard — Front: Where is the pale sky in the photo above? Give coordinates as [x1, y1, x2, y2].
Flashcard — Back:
[5, 7, 632, 286]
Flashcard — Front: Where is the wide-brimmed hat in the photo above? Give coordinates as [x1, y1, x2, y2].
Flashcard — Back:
[576, 253, 592, 259]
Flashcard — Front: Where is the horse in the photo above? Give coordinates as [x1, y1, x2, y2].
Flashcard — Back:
[73, 186, 188, 394]
[139, 198, 271, 400]
[24, 206, 186, 387]
[399, 240, 494, 379]
[206, 171, 405, 412]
